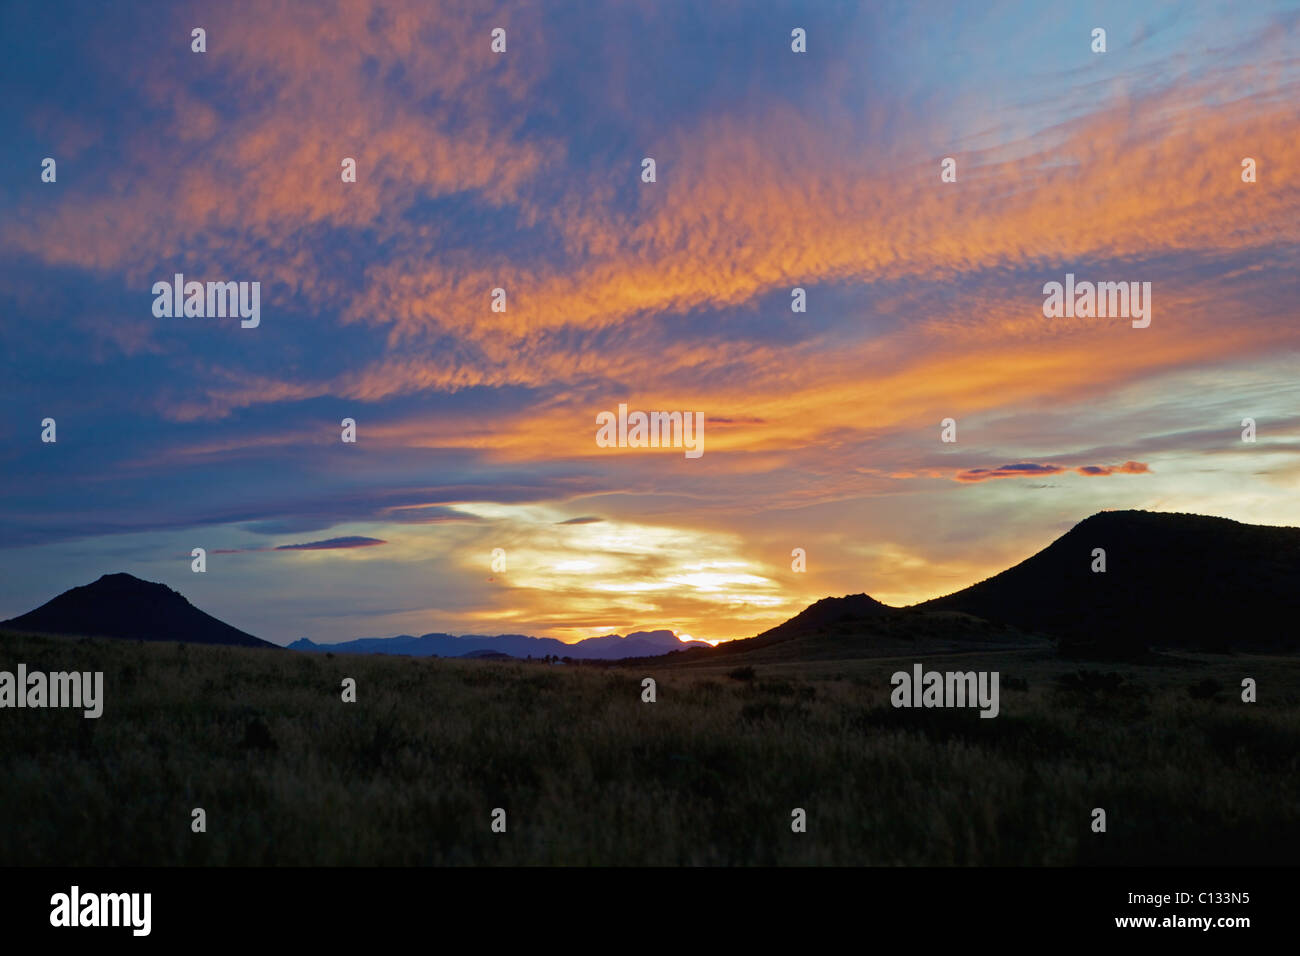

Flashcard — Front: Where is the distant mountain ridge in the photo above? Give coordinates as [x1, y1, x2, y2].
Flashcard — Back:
[5, 511, 1294, 661]
[0, 572, 276, 648]
[289, 629, 709, 660]
[0, 572, 704, 658]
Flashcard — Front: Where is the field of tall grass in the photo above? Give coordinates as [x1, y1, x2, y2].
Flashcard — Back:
[2, 631, 1298, 865]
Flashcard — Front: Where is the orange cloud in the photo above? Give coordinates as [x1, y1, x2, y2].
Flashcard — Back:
[3, 0, 550, 288]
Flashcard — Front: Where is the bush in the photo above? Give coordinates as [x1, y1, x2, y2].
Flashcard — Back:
[1188, 678, 1224, 701]
[1056, 670, 1125, 694]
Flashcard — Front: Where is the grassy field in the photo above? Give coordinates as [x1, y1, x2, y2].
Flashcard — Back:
[2, 630, 1298, 865]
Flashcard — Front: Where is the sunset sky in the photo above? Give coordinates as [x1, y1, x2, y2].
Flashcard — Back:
[1, 1, 1298, 646]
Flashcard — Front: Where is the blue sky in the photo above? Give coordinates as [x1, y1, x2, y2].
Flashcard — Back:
[1, 0, 1298, 644]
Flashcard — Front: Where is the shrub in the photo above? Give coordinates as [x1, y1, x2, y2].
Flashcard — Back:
[1188, 678, 1224, 701]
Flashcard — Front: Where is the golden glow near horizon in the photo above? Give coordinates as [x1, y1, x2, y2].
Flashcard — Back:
[2, 3, 1298, 649]
[437, 504, 796, 643]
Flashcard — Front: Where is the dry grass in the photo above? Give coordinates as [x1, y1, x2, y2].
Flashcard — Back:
[2, 631, 1298, 865]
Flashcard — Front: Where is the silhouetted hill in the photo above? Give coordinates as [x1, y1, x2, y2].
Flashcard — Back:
[610, 595, 1036, 668]
[920, 510, 1300, 654]
[1, 572, 276, 648]
[289, 628, 708, 660]
[615, 510, 1300, 668]
[692, 594, 898, 656]
[765, 593, 891, 634]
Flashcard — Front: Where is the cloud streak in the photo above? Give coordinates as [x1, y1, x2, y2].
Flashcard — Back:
[955, 461, 1151, 483]
[1, 1, 1297, 642]
[212, 536, 387, 554]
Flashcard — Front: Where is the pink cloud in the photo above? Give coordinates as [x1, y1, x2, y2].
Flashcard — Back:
[955, 461, 1151, 483]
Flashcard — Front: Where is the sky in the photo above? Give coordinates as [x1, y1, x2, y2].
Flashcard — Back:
[1, 0, 1298, 646]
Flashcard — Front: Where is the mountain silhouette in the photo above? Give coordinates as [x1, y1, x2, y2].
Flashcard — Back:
[612, 592, 1029, 667]
[289, 628, 708, 660]
[696, 593, 898, 656]
[617, 510, 1300, 666]
[1, 572, 276, 648]
[919, 510, 1300, 654]
[8, 511, 1290, 661]
[768, 593, 892, 632]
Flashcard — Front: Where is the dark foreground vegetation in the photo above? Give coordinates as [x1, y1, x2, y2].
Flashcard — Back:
[2, 630, 1297, 865]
